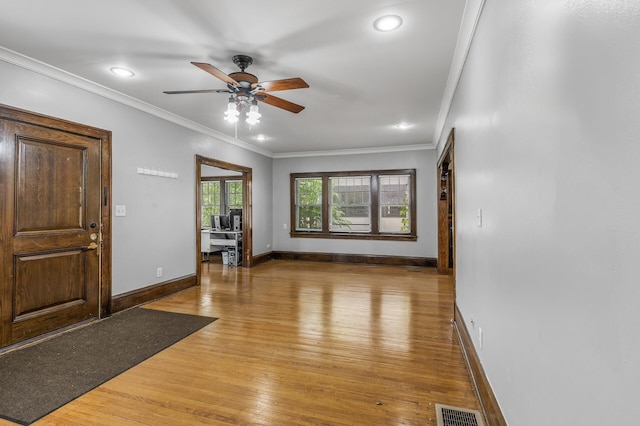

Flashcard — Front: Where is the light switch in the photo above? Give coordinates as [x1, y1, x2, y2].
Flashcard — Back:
[115, 205, 126, 217]
[476, 208, 482, 227]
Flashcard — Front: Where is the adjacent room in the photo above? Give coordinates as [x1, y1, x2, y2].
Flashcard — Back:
[0, 1, 638, 425]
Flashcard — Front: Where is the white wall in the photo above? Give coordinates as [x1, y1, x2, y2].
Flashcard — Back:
[272, 150, 437, 258]
[0, 59, 273, 296]
[438, 1, 640, 424]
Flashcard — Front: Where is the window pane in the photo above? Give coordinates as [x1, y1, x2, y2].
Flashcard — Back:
[226, 180, 243, 213]
[330, 176, 371, 232]
[379, 175, 410, 233]
[201, 181, 221, 227]
[296, 178, 322, 231]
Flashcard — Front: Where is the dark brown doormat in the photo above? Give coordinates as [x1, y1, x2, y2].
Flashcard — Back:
[0, 307, 217, 425]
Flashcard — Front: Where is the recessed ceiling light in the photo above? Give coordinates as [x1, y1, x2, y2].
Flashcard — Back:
[109, 67, 135, 77]
[396, 122, 412, 130]
[374, 15, 403, 32]
[255, 134, 267, 142]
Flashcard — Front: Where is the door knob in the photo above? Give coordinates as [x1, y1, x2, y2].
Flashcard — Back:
[86, 242, 98, 250]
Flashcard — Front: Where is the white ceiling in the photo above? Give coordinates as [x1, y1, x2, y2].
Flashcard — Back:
[0, 0, 467, 157]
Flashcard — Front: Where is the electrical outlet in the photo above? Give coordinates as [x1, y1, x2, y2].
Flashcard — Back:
[115, 205, 126, 217]
[156, 267, 163, 278]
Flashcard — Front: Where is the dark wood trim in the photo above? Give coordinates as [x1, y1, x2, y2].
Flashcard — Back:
[244, 168, 253, 267]
[251, 251, 274, 266]
[201, 175, 243, 182]
[0, 103, 109, 139]
[454, 304, 507, 426]
[437, 128, 455, 275]
[371, 174, 380, 233]
[196, 159, 203, 286]
[195, 155, 253, 285]
[321, 175, 330, 232]
[111, 274, 197, 313]
[290, 232, 417, 242]
[292, 169, 416, 178]
[100, 129, 112, 318]
[272, 251, 436, 267]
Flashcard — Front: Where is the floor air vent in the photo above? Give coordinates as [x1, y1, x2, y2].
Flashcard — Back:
[435, 403, 485, 426]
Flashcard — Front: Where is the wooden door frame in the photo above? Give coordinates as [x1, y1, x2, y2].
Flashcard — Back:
[0, 103, 112, 320]
[437, 128, 455, 276]
[195, 155, 252, 284]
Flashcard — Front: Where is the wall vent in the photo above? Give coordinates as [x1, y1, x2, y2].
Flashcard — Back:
[435, 403, 486, 426]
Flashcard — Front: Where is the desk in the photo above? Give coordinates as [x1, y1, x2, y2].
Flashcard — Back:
[201, 229, 242, 265]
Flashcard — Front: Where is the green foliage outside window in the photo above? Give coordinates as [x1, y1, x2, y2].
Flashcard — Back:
[400, 194, 409, 231]
[296, 178, 322, 230]
[227, 180, 243, 210]
[201, 180, 242, 227]
[201, 181, 221, 227]
[296, 178, 354, 230]
[292, 170, 415, 239]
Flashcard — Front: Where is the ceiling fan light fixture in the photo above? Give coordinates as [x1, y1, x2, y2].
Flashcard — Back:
[224, 98, 240, 123]
[167, 57, 309, 124]
[246, 102, 261, 126]
[374, 15, 403, 32]
[109, 66, 135, 77]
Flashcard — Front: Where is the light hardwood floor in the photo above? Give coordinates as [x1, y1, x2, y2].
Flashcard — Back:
[23, 260, 480, 425]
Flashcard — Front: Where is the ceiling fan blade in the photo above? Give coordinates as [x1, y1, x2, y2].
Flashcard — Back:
[257, 93, 305, 114]
[191, 62, 239, 86]
[256, 77, 309, 92]
[163, 89, 232, 95]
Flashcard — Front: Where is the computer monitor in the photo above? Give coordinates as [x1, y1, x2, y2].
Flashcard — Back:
[211, 214, 230, 230]
[229, 209, 242, 231]
[221, 215, 230, 230]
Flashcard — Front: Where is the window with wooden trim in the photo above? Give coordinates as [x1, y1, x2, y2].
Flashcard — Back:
[290, 169, 416, 241]
[201, 178, 242, 227]
[294, 177, 323, 231]
[330, 176, 371, 232]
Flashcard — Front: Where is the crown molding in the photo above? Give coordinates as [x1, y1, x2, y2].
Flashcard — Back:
[272, 143, 432, 159]
[0, 32, 473, 161]
[0, 46, 274, 158]
[433, 0, 486, 153]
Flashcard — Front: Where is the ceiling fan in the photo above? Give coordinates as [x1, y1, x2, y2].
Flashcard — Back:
[164, 55, 309, 122]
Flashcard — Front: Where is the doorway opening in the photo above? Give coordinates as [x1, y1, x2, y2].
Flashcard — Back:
[195, 155, 252, 284]
[437, 128, 455, 276]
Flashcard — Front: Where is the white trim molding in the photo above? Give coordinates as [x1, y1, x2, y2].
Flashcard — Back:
[433, 0, 487, 153]
[0, 46, 274, 158]
[273, 143, 432, 159]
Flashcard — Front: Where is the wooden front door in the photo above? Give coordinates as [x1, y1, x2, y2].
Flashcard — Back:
[0, 106, 110, 348]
